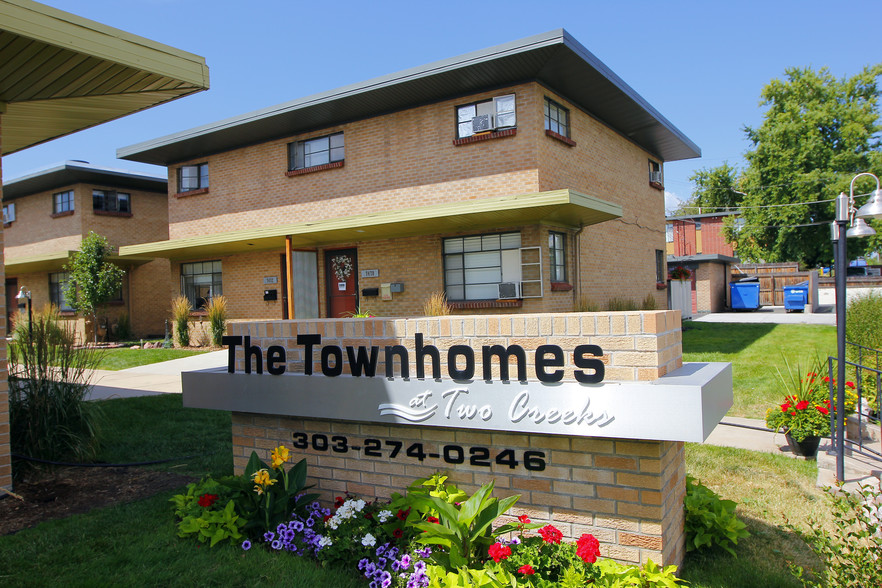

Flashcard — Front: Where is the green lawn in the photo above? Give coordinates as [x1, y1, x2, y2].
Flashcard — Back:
[94, 347, 211, 371]
[681, 322, 836, 418]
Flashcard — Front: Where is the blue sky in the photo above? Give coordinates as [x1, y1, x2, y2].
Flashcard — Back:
[5, 0, 880, 213]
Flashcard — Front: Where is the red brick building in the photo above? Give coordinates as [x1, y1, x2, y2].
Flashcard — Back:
[666, 211, 738, 258]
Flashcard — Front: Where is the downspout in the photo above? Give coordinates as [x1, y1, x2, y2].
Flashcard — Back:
[574, 224, 586, 306]
[285, 236, 295, 319]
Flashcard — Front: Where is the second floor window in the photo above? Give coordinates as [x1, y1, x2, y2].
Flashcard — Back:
[3, 203, 15, 223]
[544, 98, 570, 137]
[289, 133, 345, 170]
[49, 272, 74, 312]
[179, 163, 209, 192]
[456, 94, 516, 139]
[549, 231, 566, 282]
[54, 190, 74, 214]
[93, 190, 131, 213]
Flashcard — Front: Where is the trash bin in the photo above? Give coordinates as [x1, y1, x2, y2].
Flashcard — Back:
[784, 281, 809, 313]
[730, 278, 761, 310]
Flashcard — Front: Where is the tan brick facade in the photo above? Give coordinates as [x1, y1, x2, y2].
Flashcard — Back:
[162, 82, 668, 321]
[4, 180, 171, 338]
[224, 311, 686, 566]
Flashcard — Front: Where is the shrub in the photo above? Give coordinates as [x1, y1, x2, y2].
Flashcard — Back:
[114, 312, 132, 342]
[606, 298, 640, 311]
[171, 295, 191, 347]
[8, 306, 102, 474]
[787, 481, 882, 587]
[845, 291, 882, 353]
[205, 295, 228, 346]
[641, 293, 658, 310]
[684, 475, 749, 556]
[575, 297, 601, 312]
[422, 291, 451, 316]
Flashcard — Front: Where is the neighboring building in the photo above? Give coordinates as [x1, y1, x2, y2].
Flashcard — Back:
[3, 162, 172, 339]
[666, 211, 739, 257]
[118, 30, 700, 320]
[0, 0, 209, 493]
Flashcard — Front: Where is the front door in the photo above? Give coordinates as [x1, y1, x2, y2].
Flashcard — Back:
[5, 278, 18, 334]
[325, 248, 358, 318]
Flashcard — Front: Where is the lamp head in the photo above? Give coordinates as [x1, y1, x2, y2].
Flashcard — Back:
[846, 217, 876, 238]
[856, 187, 882, 220]
[15, 286, 30, 300]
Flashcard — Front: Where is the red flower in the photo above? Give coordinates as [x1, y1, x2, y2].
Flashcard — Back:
[823, 377, 830, 383]
[393, 528, 404, 538]
[518, 565, 535, 575]
[488, 543, 511, 562]
[790, 411, 797, 416]
[538, 524, 563, 544]
[397, 508, 411, 521]
[364, 513, 373, 520]
[795, 400, 810, 410]
[816, 406, 830, 415]
[846, 381, 855, 389]
[517, 514, 531, 525]
[576, 533, 601, 564]
[780, 402, 791, 413]
[197, 493, 218, 508]
[427, 516, 440, 524]
[323, 514, 332, 522]
[334, 496, 345, 507]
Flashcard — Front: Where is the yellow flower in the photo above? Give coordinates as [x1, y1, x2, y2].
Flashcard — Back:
[270, 445, 290, 469]
[251, 468, 276, 495]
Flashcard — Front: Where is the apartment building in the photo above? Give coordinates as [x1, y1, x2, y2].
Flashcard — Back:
[3, 162, 172, 339]
[118, 30, 700, 320]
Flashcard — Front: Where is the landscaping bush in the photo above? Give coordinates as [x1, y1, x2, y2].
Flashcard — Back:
[787, 481, 882, 587]
[8, 306, 102, 474]
[684, 475, 749, 556]
[171, 295, 191, 347]
[205, 295, 228, 346]
[422, 291, 451, 316]
[114, 312, 132, 342]
[845, 291, 882, 353]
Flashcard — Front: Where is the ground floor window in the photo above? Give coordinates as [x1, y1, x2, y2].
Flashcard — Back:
[49, 272, 73, 311]
[181, 260, 222, 310]
[549, 231, 566, 282]
[443, 232, 521, 300]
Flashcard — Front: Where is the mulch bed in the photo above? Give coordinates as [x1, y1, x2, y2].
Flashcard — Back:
[0, 466, 194, 536]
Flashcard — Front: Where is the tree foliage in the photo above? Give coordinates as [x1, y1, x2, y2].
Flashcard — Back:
[697, 65, 882, 266]
[64, 231, 126, 342]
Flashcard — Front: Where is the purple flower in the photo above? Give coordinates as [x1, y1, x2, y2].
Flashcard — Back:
[291, 520, 304, 532]
[387, 547, 400, 560]
[241, 540, 251, 551]
[399, 554, 411, 569]
[376, 544, 387, 557]
[263, 531, 275, 542]
[271, 539, 282, 550]
[305, 517, 315, 528]
[377, 557, 388, 569]
[358, 558, 370, 571]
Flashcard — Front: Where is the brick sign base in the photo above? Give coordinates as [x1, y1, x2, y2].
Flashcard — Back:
[198, 311, 714, 567]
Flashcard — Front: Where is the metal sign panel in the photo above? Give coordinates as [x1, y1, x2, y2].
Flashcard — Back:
[182, 362, 731, 442]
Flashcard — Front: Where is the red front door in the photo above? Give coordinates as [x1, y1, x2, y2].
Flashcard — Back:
[325, 249, 358, 318]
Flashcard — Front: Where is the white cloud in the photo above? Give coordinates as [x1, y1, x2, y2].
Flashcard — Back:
[664, 190, 683, 215]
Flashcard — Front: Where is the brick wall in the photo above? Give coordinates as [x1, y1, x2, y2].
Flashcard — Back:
[0, 115, 10, 492]
[161, 82, 668, 320]
[225, 311, 685, 565]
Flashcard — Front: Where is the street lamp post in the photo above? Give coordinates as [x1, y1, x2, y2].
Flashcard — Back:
[832, 173, 881, 481]
[15, 286, 32, 339]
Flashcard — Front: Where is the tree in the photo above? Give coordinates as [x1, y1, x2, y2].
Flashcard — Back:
[729, 64, 882, 267]
[64, 232, 126, 342]
[671, 162, 743, 216]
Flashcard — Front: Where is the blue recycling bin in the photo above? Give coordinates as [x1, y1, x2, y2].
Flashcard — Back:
[730, 280, 761, 310]
[784, 281, 809, 312]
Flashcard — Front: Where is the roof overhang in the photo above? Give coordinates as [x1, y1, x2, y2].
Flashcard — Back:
[668, 254, 740, 265]
[118, 29, 699, 166]
[5, 250, 155, 274]
[0, 0, 209, 155]
[4, 161, 166, 200]
[119, 189, 622, 261]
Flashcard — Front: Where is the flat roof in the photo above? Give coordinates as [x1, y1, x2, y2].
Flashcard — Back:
[3, 161, 166, 200]
[0, 0, 209, 154]
[119, 189, 622, 260]
[118, 29, 700, 166]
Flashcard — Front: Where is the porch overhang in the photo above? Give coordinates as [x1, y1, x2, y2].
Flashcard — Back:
[119, 189, 622, 261]
[0, 0, 209, 155]
[5, 251, 156, 274]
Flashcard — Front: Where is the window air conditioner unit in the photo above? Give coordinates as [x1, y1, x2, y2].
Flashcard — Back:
[649, 171, 663, 185]
[472, 114, 495, 133]
[498, 282, 520, 299]
[2, 204, 13, 223]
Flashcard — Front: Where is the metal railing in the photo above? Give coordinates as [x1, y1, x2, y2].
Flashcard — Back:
[827, 345, 882, 475]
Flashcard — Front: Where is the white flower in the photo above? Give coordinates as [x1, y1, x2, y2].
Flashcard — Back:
[326, 516, 340, 530]
[353, 499, 366, 512]
[361, 533, 376, 547]
[377, 510, 393, 523]
[317, 536, 333, 548]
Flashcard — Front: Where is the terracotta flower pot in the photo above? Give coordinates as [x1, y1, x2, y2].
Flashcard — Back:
[785, 434, 821, 458]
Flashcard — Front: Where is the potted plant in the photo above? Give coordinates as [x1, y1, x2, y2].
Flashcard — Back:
[765, 358, 834, 457]
[669, 266, 691, 281]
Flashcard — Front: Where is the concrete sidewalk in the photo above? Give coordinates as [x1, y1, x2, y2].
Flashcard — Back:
[692, 305, 836, 326]
[84, 350, 227, 401]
